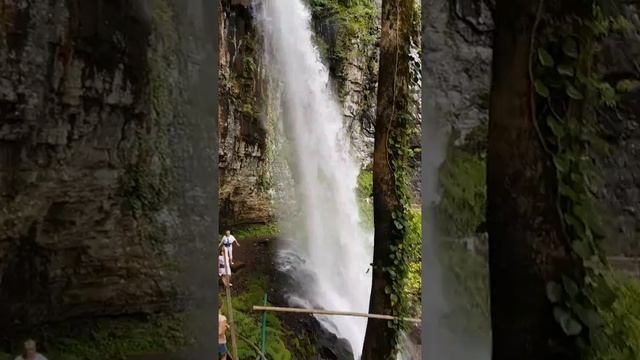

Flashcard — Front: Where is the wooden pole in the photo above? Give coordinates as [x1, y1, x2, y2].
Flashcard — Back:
[252, 305, 422, 323]
[236, 332, 267, 360]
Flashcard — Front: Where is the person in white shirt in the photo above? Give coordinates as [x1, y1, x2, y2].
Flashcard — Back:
[14, 339, 47, 360]
[220, 230, 239, 264]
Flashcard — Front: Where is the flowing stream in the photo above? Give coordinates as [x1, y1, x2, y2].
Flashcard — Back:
[255, 0, 374, 357]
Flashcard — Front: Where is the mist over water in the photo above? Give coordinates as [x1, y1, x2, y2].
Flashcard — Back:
[254, 0, 373, 356]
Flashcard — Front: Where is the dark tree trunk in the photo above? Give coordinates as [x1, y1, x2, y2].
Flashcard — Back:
[488, 1, 581, 359]
[361, 0, 415, 359]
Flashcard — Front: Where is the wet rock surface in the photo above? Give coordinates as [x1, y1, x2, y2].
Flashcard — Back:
[0, 0, 217, 331]
[218, 0, 273, 229]
[594, 5, 640, 255]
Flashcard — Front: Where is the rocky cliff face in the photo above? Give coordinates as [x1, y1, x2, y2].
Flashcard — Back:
[425, 0, 493, 143]
[594, 2, 640, 256]
[0, 0, 217, 331]
[309, 1, 380, 162]
[218, 0, 273, 229]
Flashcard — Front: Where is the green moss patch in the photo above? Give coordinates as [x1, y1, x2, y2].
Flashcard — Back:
[440, 240, 491, 336]
[226, 223, 280, 240]
[404, 208, 422, 317]
[2, 315, 192, 360]
[436, 147, 486, 238]
[220, 278, 295, 360]
[588, 273, 640, 360]
[356, 167, 374, 229]
[309, 0, 378, 98]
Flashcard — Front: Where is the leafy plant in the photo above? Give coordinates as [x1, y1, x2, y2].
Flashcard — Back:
[530, 1, 640, 355]
[587, 272, 640, 360]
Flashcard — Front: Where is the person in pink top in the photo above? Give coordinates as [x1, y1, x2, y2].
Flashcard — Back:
[218, 249, 232, 287]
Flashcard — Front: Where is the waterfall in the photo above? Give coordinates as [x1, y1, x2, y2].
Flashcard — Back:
[254, 0, 374, 357]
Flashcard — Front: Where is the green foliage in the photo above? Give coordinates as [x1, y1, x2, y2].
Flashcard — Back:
[310, 0, 377, 44]
[376, 0, 421, 348]
[403, 209, 422, 317]
[587, 273, 640, 360]
[615, 79, 640, 93]
[386, 110, 419, 338]
[309, 0, 378, 93]
[220, 278, 294, 360]
[227, 223, 280, 240]
[532, 2, 640, 354]
[437, 148, 486, 238]
[7, 315, 192, 360]
[356, 167, 374, 229]
[441, 240, 491, 336]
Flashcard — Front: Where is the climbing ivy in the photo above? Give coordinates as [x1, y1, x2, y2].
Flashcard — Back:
[383, 3, 422, 350]
[531, 1, 638, 355]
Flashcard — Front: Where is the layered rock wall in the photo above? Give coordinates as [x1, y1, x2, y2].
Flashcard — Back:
[0, 0, 217, 330]
[218, 0, 272, 229]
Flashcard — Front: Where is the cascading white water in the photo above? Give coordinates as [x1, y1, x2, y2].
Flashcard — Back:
[255, 0, 373, 357]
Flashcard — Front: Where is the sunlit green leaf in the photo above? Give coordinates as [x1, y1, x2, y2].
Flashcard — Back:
[566, 83, 584, 100]
[538, 48, 555, 67]
[535, 80, 550, 98]
[557, 64, 575, 76]
[616, 79, 640, 93]
[563, 38, 579, 58]
[547, 116, 565, 138]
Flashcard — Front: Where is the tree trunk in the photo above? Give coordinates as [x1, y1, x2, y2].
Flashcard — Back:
[361, 0, 415, 359]
[488, 1, 581, 359]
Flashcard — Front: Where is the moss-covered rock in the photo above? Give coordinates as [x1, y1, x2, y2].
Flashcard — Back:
[309, 0, 378, 82]
[436, 145, 486, 239]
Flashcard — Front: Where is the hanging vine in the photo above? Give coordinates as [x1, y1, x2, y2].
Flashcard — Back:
[383, 0, 422, 349]
[530, 0, 637, 354]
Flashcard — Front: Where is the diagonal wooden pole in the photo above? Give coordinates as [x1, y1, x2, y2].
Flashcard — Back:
[252, 305, 422, 323]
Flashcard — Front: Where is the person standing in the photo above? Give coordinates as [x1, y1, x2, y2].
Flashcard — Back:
[218, 302, 230, 360]
[14, 339, 47, 360]
[218, 248, 232, 287]
[220, 230, 239, 264]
